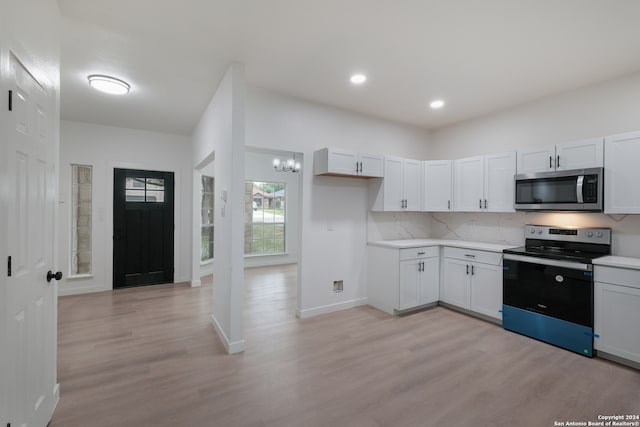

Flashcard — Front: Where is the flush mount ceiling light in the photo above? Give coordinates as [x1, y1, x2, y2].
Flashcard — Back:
[430, 99, 445, 109]
[350, 73, 367, 85]
[87, 74, 130, 95]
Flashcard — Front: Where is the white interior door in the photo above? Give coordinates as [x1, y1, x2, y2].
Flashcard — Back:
[4, 53, 59, 427]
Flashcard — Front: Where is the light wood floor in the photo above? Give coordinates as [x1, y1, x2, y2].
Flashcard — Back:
[51, 265, 640, 427]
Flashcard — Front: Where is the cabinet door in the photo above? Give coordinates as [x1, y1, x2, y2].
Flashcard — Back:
[470, 262, 503, 320]
[403, 159, 422, 211]
[516, 146, 555, 173]
[420, 257, 440, 304]
[442, 258, 470, 309]
[484, 152, 516, 212]
[399, 259, 420, 310]
[604, 132, 640, 214]
[319, 148, 357, 175]
[454, 156, 484, 212]
[423, 160, 452, 211]
[383, 157, 404, 211]
[555, 138, 603, 171]
[595, 282, 640, 363]
[358, 153, 383, 177]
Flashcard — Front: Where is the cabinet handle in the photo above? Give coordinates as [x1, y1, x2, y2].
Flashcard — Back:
[549, 156, 553, 169]
[356, 162, 359, 173]
[556, 155, 560, 168]
[484, 199, 487, 209]
[464, 254, 476, 258]
[421, 261, 425, 271]
[466, 264, 469, 275]
[471, 265, 475, 275]
[417, 252, 426, 255]
[479, 199, 482, 209]
[447, 200, 451, 210]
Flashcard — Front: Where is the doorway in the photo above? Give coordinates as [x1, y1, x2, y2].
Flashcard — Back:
[113, 168, 175, 288]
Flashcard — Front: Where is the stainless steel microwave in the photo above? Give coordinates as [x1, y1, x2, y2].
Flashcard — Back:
[514, 167, 603, 211]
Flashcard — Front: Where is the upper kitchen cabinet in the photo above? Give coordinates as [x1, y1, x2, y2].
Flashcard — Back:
[313, 148, 383, 178]
[604, 131, 640, 214]
[423, 160, 453, 212]
[453, 152, 516, 212]
[517, 138, 604, 173]
[370, 157, 421, 211]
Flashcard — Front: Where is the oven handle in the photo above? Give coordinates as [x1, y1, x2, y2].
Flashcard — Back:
[503, 253, 593, 271]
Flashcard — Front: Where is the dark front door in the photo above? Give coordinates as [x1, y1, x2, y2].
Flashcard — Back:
[113, 168, 174, 288]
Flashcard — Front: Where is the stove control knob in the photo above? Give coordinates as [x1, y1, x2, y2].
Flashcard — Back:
[530, 228, 536, 234]
[587, 231, 594, 238]
[537, 228, 543, 235]
[595, 231, 603, 238]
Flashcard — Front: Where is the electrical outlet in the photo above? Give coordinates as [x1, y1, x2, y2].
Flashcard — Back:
[333, 280, 343, 293]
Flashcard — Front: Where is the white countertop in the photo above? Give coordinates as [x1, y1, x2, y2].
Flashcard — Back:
[593, 256, 640, 270]
[368, 238, 515, 253]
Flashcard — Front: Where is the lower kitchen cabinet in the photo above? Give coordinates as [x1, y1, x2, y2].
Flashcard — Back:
[368, 245, 439, 314]
[442, 247, 503, 321]
[594, 266, 640, 365]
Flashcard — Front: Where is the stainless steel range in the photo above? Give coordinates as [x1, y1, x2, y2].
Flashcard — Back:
[502, 225, 611, 357]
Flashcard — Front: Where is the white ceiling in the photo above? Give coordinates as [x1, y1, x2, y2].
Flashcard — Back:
[58, 0, 640, 136]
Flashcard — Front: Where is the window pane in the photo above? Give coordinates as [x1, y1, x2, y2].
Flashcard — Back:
[146, 178, 164, 191]
[126, 189, 145, 202]
[146, 190, 165, 202]
[126, 177, 145, 189]
[244, 180, 286, 256]
[201, 175, 215, 260]
[71, 164, 92, 276]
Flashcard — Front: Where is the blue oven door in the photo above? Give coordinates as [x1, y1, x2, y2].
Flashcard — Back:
[502, 254, 595, 357]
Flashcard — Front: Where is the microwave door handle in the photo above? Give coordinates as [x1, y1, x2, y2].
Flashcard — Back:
[576, 175, 584, 203]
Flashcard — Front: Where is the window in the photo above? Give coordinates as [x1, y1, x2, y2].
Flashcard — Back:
[245, 181, 286, 255]
[201, 176, 214, 261]
[125, 177, 165, 202]
[71, 164, 92, 275]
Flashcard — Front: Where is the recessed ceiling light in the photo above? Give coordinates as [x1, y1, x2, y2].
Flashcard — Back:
[88, 75, 130, 95]
[430, 99, 445, 109]
[350, 73, 367, 85]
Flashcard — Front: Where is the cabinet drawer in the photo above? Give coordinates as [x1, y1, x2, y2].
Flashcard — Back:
[595, 266, 640, 290]
[399, 246, 439, 261]
[443, 247, 502, 265]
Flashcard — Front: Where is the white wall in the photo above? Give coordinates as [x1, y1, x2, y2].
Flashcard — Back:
[428, 72, 640, 257]
[192, 63, 246, 353]
[0, 0, 61, 424]
[245, 86, 431, 317]
[57, 120, 193, 295]
[244, 148, 301, 268]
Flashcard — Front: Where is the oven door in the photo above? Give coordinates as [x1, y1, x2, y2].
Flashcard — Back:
[503, 254, 593, 327]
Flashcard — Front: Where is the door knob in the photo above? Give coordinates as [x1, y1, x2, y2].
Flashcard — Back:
[47, 270, 63, 282]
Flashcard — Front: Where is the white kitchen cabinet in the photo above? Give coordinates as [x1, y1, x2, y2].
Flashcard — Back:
[453, 152, 515, 212]
[453, 156, 484, 212]
[594, 265, 640, 365]
[368, 245, 439, 314]
[423, 160, 453, 211]
[441, 247, 503, 321]
[604, 131, 640, 214]
[313, 148, 383, 177]
[370, 157, 421, 211]
[516, 138, 603, 173]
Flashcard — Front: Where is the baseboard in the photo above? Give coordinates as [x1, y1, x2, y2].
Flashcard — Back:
[190, 279, 202, 287]
[210, 314, 245, 354]
[296, 297, 368, 319]
[58, 285, 107, 296]
[595, 350, 640, 371]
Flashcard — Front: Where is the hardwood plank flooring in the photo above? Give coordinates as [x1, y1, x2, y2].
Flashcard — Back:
[51, 265, 640, 427]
